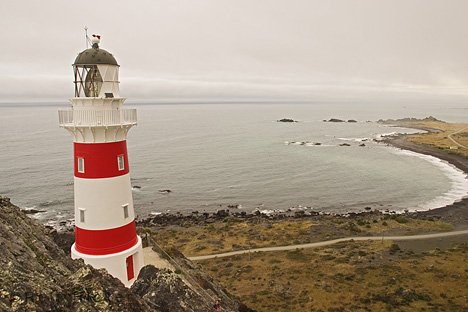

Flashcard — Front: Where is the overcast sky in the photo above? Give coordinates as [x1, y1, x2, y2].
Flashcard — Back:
[1, 0, 467, 103]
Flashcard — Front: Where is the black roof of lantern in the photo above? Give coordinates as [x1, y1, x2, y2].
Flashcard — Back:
[74, 45, 118, 66]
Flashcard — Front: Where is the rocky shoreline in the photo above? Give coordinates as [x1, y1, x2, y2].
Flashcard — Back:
[380, 132, 468, 229]
[31, 121, 467, 234]
[138, 127, 467, 231]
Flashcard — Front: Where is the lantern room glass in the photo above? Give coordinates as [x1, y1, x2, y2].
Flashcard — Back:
[73, 65, 103, 98]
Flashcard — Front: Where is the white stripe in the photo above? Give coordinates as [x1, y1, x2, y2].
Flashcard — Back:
[74, 174, 136, 230]
[71, 236, 144, 287]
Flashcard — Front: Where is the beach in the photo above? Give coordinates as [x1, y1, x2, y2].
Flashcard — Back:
[382, 132, 468, 230]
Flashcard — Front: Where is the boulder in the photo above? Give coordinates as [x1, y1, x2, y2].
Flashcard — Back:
[277, 118, 297, 123]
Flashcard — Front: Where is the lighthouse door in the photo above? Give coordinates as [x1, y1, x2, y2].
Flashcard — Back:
[126, 255, 134, 281]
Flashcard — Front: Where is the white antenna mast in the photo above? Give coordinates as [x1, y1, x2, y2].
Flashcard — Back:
[84, 26, 91, 48]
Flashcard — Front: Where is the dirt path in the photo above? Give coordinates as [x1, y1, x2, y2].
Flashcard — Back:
[448, 127, 468, 149]
[188, 229, 468, 261]
[143, 247, 174, 270]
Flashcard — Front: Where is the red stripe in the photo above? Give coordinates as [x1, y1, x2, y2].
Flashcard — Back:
[74, 141, 129, 178]
[75, 221, 138, 255]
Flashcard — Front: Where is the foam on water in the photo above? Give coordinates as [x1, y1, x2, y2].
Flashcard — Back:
[338, 137, 370, 142]
[388, 147, 468, 211]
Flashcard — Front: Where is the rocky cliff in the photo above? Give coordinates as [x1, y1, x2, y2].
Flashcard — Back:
[0, 196, 253, 312]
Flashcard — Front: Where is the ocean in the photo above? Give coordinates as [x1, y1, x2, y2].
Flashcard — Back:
[0, 101, 467, 226]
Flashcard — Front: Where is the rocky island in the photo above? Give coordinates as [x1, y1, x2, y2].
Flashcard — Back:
[277, 118, 298, 123]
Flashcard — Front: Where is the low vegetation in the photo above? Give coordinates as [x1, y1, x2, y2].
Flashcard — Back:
[382, 118, 468, 157]
[149, 214, 452, 257]
[200, 241, 468, 311]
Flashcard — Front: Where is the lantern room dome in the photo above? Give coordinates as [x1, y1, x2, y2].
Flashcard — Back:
[74, 47, 118, 66]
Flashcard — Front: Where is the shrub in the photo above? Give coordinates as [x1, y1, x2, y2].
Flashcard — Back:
[394, 216, 409, 224]
[357, 220, 366, 226]
[286, 249, 308, 261]
[389, 243, 401, 254]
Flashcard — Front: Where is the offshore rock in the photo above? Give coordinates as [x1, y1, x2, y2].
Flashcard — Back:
[277, 118, 297, 123]
[377, 116, 443, 124]
[326, 118, 345, 122]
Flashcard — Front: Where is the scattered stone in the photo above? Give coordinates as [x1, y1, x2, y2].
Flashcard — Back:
[348, 120, 358, 123]
[215, 210, 230, 218]
[277, 118, 297, 123]
[21, 208, 46, 214]
[327, 118, 345, 122]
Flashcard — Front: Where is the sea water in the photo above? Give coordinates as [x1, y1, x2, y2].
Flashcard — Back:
[0, 101, 466, 225]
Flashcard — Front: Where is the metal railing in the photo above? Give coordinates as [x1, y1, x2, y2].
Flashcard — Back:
[58, 109, 137, 127]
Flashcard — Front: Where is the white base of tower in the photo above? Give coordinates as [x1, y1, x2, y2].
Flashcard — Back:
[71, 236, 144, 287]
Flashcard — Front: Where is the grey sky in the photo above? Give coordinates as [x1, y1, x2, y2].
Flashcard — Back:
[1, 0, 467, 102]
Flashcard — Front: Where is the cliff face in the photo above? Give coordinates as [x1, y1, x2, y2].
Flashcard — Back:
[0, 196, 254, 312]
[0, 196, 151, 312]
[132, 248, 255, 312]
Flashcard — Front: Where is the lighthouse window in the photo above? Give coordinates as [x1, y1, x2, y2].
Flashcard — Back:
[122, 204, 129, 219]
[79, 208, 86, 223]
[117, 155, 125, 171]
[77, 157, 85, 173]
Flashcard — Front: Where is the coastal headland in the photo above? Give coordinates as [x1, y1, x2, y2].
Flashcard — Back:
[2, 117, 467, 311]
[138, 117, 468, 311]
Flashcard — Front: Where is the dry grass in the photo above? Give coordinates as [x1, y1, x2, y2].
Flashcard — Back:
[200, 241, 468, 312]
[393, 120, 468, 157]
[151, 215, 453, 257]
[344, 214, 453, 235]
[152, 219, 317, 256]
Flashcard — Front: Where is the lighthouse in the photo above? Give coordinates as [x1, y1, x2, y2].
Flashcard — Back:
[59, 35, 144, 287]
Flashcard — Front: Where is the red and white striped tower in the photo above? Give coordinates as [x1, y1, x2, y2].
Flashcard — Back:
[59, 35, 144, 287]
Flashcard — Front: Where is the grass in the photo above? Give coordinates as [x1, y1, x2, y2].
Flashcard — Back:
[199, 241, 468, 312]
[149, 214, 453, 258]
[390, 119, 468, 157]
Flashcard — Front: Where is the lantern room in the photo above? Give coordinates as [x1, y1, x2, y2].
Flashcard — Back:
[73, 35, 121, 99]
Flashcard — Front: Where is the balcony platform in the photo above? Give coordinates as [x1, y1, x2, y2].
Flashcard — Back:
[59, 109, 137, 127]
